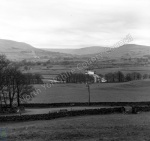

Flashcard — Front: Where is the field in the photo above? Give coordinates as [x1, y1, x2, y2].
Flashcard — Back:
[31, 80, 150, 103]
[94, 65, 150, 75]
[1, 112, 150, 141]
[26, 64, 150, 79]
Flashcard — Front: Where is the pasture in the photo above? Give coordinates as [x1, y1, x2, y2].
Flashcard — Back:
[94, 65, 150, 75]
[2, 112, 150, 141]
[26, 64, 150, 79]
[31, 80, 150, 103]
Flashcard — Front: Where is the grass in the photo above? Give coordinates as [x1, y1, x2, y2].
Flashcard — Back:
[31, 80, 150, 103]
[94, 65, 150, 75]
[1, 112, 150, 141]
[27, 65, 150, 77]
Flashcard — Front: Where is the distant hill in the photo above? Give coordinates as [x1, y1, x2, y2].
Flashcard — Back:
[43, 44, 150, 59]
[43, 46, 110, 55]
[1, 39, 150, 61]
[0, 39, 71, 60]
[102, 44, 150, 59]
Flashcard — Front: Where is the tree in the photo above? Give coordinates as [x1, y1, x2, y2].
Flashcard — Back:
[105, 73, 114, 83]
[14, 70, 35, 106]
[24, 66, 29, 71]
[125, 73, 132, 81]
[131, 72, 142, 80]
[0, 55, 9, 110]
[115, 71, 125, 82]
[33, 74, 43, 84]
[1, 67, 35, 109]
[4, 67, 35, 107]
[0, 55, 37, 111]
[0, 55, 9, 71]
[56, 72, 94, 83]
[143, 74, 149, 79]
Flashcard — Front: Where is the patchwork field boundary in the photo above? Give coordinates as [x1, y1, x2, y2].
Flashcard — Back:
[0, 107, 126, 122]
[1, 106, 150, 122]
[21, 102, 150, 108]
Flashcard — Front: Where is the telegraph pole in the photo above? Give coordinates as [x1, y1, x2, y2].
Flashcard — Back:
[86, 82, 91, 106]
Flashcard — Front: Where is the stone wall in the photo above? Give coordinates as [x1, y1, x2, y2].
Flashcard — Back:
[21, 102, 150, 108]
[1, 106, 150, 122]
[0, 107, 124, 122]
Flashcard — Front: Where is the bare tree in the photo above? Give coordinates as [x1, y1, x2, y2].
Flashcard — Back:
[3, 67, 35, 107]
[0, 55, 9, 110]
[0, 55, 9, 71]
[14, 69, 35, 106]
[0, 55, 35, 111]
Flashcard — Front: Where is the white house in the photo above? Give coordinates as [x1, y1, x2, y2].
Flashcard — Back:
[85, 70, 107, 83]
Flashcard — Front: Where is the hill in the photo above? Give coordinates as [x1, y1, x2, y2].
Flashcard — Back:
[43, 46, 110, 55]
[43, 44, 150, 58]
[1, 39, 150, 61]
[101, 44, 150, 59]
[0, 39, 72, 60]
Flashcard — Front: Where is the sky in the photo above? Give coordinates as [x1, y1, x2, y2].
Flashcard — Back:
[0, 0, 150, 49]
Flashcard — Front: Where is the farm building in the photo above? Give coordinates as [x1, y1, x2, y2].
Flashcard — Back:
[85, 71, 107, 83]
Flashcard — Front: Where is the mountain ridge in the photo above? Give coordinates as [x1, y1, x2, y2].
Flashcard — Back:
[0, 39, 72, 60]
[1, 39, 150, 60]
[104, 44, 150, 58]
[42, 44, 150, 58]
[42, 46, 110, 55]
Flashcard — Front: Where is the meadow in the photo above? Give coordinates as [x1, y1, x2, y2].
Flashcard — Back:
[94, 65, 150, 75]
[31, 80, 150, 103]
[26, 64, 150, 80]
[2, 112, 150, 141]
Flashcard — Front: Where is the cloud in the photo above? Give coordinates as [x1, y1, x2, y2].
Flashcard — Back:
[0, 0, 150, 48]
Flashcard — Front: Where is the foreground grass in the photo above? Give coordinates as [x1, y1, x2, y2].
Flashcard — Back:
[1, 112, 150, 141]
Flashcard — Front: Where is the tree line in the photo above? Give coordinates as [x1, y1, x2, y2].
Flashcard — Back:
[23, 73, 43, 84]
[104, 71, 149, 83]
[56, 71, 150, 84]
[56, 72, 94, 83]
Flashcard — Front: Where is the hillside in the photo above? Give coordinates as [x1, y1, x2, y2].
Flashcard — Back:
[1, 39, 150, 61]
[104, 44, 150, 59]
[85, 44, 150, 59]
[43, 44, 150, 59]
[43, 46, 110, 55]
[0, 39, 72, 60]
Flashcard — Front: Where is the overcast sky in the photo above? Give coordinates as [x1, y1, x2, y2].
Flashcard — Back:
[0, 0, 150, 49]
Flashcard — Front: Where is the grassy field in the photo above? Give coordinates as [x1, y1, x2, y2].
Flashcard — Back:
[27, 65, 150, 78]
[31, 80, 150, 103]
[1, 112, 150, 141]
[94, 65, 150, 75]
